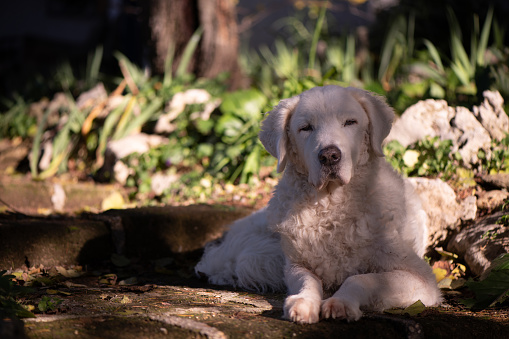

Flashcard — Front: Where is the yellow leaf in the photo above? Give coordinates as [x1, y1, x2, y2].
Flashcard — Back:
[435, 248, 458, 259]
[37, 208, 52, 215]
[120, 295, 132, 304]
[451, 264, 466, 276]
[101, 192, 125, 211]
[433, 267, 448, 283]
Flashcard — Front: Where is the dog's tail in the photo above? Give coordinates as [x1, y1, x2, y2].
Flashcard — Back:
[195, 208, 286, 293]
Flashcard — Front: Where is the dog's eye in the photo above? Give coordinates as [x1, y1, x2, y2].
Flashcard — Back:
[299, 124, 314, 132]
[344, 119, 358, 127]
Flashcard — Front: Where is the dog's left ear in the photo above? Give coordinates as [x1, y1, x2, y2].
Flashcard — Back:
[346, 87, 394, 157]
[259, 95, 300, 172]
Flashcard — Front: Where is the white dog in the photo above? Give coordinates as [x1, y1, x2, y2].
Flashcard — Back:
[195, 85, 442, 324]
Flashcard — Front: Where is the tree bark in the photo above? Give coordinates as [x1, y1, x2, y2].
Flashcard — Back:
[148, 0, 243, 89]
[148, 0, 198, 75]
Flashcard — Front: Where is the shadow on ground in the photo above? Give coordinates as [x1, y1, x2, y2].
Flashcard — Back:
[1, 206, 508, 339]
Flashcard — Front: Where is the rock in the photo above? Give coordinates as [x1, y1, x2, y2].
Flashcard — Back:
[155, 89, 221, 133]
[448, 211, 509, 276]
[106, 133, 167, 161]
[480, 173, 509, 190]
[386, 91, 508, 168]
[0, 139, 29, 172]
[101, 133, 168, 183]
[76, 83, 108, 110]
[408, 178, 476, 248]
[151, 172, 180, 196]
[112, 161, 131, 186]
[477, 190, 509, 210]
[451, 107, 492, 165]
[460, 195, 478, 221]
[0, 205, 251, 269]
[0, 177, 126, 215]
[51, 183, 66, 212]
[386, 99, 455, 147]
[472, 90, 508, 141]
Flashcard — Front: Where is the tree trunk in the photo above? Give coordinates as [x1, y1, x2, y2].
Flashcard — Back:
[148, 0, 243, 89]
[148, 0, 199, 75]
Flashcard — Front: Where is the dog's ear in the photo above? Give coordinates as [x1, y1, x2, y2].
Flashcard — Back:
[346, 87, 394, 157]
[259, 95, 300, 172]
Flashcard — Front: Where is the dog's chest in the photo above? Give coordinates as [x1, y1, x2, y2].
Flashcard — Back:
[276, 200, 379, 284]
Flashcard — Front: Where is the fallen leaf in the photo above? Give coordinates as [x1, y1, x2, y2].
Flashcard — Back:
[435, 248, 458, 259]
[437, 277, 454, 289]
[55, 266, 83, 278]
[120, 295, 132, 304]
[433, 267, 448, 283]
[385, 300, 426, 316]
[101, 192, 125, 211]
[99, 273, 117, 285]
[119, 277, 138, 285]
[47, 289, 71, 296]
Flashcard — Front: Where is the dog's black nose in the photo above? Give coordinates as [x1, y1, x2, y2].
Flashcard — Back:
[318, 146, 341, 166]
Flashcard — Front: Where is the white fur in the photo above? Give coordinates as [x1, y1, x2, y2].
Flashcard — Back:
[195, 85, 441, 323]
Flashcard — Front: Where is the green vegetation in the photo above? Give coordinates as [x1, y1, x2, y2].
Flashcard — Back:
[478, 134, 509, 174]
[0, 270, 35, 318]
[384, 137, 462, 179]
[462, 253, 509, 310]
[0, 4, 508, 202]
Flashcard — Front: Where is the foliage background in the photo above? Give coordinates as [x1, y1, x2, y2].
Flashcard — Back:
[0, 0, 508, 202]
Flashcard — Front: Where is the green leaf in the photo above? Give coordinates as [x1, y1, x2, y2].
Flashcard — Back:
[477, 7, 493, 66]
[176, 26, 203, 78]
[220, 89, 267, 121]
[463, 253, 509, 310]
[385, 300, 426, 316]
[38, 296, 63, 313]
[489, 253, 509, 272]
[423, 39, 444, 73]
[240, 146, 260, 184]
[30, 107, 51, 177]
[308, 3, 327, 71]
[215, 115, 244, 141]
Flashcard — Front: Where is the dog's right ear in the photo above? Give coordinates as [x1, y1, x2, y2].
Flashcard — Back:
[259, 95, 300, 173]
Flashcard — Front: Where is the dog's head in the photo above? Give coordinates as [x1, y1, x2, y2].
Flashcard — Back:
[259, 85, 394, 189]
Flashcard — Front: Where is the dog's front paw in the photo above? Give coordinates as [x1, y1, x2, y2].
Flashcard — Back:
[321, 297, 362, 322]
[284, 295, 320, 324]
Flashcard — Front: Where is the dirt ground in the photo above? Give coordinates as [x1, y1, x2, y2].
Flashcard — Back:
[7, 258, 509, 339]
[0, 162, 508, 338]
[0, 207, 508, 339]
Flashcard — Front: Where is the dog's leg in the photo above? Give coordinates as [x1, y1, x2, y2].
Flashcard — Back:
[283, 262, 323, 324]
[321, 269, 441, 321]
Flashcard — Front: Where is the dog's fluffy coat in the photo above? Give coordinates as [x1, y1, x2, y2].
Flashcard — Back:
[195, 85, 441, 323]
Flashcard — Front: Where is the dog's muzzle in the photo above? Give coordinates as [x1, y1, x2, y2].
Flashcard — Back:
[318, 145, 341, 167]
